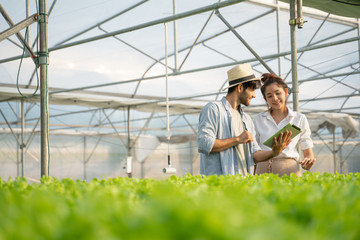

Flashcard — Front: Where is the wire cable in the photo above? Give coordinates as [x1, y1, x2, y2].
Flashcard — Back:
[16, 27, 40, 98]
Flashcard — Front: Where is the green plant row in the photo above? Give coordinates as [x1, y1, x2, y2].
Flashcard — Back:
[0, 172, 359, 240]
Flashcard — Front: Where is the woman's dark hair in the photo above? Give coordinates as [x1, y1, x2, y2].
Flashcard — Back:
[260, 73, 290, 100]
[228, 80, 259, 93]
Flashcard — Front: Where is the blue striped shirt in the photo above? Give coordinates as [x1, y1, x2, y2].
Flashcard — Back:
[197, 97, 260, 176]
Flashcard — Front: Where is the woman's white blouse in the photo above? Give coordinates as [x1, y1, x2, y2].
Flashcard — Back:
[253, 109, 313, 161]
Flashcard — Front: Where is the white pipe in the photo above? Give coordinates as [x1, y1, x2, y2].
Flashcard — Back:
[173, 0, 179, 71]
[164, 23, 170, 138]
[163, 22, 176, 175]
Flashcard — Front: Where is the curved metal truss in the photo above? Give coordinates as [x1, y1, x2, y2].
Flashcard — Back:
[0, 0, 359, 178]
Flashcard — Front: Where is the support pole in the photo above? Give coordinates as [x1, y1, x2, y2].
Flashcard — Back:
[163, 22, 176, 175]
[165, 22, 171, 137]
[289, 0, 299, 111]
[17, 102, 20, 177]
[39, 0, 49, 177]
[83, 136, 87, 180]
[358, 19, 360, 69]
[333, 129, 337, 174]
[275, 0, 281, 75]
[296, 0, 304, 29]
[127, 106, 132, 178]
[26, 0, 30, 42]
[20, 99, 25, 177]
[20, 0, 30, 178]
[140, 161, 144, 178]
[164, 22, 173, 158]
[173, 0, 179, 72]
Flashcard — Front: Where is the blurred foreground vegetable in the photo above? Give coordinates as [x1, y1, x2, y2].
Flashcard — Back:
[0, 172, 359, 240]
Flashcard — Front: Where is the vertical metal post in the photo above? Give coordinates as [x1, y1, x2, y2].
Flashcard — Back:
[275, 0, 281, 75]
[333, 129, 336, 174]
[140, 161, 144, 179]
[296, 0, 304, 29]
[17, 102, 20, 177]
[127, 106, 132, 178]
[164, 23, 170, 137]
[290, 0, 299, 112]
[39, 0, 49, 177]
[358, 19, 360, 69]
[164, 22, 173, 173]
[339, 147, 343, 174]
[83, 136, 87, 180]
[22, 0, 31, 178]
[173, 0, 179, 72]
[189, 141, 193, 174]
[26, 0, 30, 41]
[21, 99, 25, 177]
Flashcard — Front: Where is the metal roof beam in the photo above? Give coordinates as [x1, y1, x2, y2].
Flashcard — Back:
[40, 35, 360, 95]
[0, 6, 37, 42]
[54, 0, 149, 46]
[0, 5, 37, 62]
[0, 0, 247, 63]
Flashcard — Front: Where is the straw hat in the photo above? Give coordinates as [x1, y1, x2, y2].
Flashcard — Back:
[222, 64, 261, 91]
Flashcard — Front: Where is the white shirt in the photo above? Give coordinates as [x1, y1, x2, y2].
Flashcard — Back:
[253, 108, 313, 161]
[229, 107, 247, 176]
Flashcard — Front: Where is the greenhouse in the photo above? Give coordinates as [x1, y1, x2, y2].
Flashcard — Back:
[1, 0, 360, 181]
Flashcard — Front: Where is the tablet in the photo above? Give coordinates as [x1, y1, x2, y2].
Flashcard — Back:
[263, 123, 302, 147]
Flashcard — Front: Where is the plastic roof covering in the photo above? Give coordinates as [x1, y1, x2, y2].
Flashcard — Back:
[280, 0, 360, 19]
[0, 0, 360, 139]
[265, 0, 359, 122]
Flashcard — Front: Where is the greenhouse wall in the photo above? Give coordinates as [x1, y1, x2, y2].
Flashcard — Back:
[0, 133, 359, 181]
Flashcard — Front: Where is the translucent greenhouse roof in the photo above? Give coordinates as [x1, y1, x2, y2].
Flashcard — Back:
[1, 0, 360, 138]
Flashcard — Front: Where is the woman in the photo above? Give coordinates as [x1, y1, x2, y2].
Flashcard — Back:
[253, 73, 316, 176]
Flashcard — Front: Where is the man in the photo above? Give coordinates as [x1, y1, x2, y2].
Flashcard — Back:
[197, 63, 262, 176]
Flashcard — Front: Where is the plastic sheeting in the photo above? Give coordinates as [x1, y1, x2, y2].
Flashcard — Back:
[1, 84, 359, 140]
[307, 112, 360, 138]
[279, 0, 360, 18]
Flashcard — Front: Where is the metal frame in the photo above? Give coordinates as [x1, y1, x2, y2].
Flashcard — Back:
[0, 0, 359, 178]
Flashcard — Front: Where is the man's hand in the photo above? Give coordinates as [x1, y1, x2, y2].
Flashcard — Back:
[237, 130, 253, 144]
[271, 130, 292, 157]
[211, 130, 253, 153]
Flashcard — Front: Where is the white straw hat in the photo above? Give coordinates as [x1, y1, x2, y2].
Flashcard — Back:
[222, 64, 261, 91]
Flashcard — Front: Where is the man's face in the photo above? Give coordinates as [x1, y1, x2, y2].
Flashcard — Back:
[239, 86, 256, 106]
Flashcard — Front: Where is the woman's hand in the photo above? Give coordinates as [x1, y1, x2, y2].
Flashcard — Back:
[271, 130, 292, 157]
[301, 149, 316, 170]
[300, 157, 316, 170]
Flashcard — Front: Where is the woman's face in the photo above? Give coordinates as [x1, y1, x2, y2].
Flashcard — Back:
[264, 83, 288, 111]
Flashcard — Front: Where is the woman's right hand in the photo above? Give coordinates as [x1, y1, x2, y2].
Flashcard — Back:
[271, 130, 292, 157]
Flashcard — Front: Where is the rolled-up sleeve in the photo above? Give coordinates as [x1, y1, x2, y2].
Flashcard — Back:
[197, 103, 218, 154]
[251, 137, 262, 153]
[299, 115, 314, 150]
[243, 113, 261, 153]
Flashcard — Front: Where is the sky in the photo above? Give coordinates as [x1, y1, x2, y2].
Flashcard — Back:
[1, 0, 359, 119]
